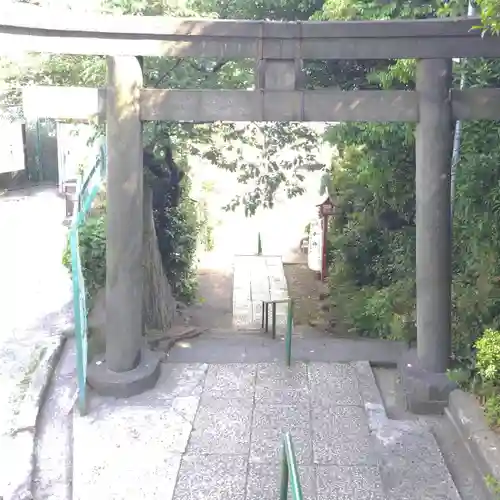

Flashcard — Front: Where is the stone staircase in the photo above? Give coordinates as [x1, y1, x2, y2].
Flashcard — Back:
[33, 334, 491, 500]
[68, 359, 472, 500]
[31, 253, 491, 500]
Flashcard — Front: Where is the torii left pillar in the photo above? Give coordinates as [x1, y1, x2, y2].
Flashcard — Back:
[87, 56, 161, 398]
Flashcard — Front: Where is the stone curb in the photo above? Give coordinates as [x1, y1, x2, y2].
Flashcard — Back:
[3, 334, 66, 500]
[447, 389, 500, 485]
[354, 361, 435, 438]
[353, 361, 389, 432]
[15, 334, 67, 432]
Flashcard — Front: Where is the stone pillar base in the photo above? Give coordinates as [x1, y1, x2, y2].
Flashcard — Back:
[399, 349, 457, 415]
[87, 348, 161, 398]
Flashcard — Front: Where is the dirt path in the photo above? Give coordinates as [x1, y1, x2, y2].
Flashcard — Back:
[176, 252, 233, 330]
[283, 262, 328, 326]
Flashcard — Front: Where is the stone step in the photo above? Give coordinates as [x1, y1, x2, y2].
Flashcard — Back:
[373, 366, 491, 500]
[357, 362, 462, 500]
[165, 334, 407, 365]
[430, 415, 491, 500]
[200, 326, 329, 339]
[374, 421, 462, 500]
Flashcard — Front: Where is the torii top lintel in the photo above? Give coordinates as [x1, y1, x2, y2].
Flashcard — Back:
[1, 4, 500, 59]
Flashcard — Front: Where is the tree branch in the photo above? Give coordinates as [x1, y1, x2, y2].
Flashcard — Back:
[154, 59, 183, 88]
[187, 59, 229, 75]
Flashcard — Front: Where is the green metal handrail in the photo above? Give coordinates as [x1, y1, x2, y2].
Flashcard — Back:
[70, 140, 106, 416]
[280, 432, 303, 500]
[261, 298, 294, 365]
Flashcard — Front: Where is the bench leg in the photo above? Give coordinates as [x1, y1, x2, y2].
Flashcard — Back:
[265, 303, 269, 333]
[272, 302, 277, 339]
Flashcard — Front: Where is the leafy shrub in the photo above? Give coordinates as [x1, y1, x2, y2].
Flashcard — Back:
[324, 121, 416, 342]
[155, 183, 199, 302]
[62, 215, 106, 303]
[449, 329, 500, 429]
[485, 394, 500, 428]
[476, 329, 500, 384]
[63, 194, 199, 304]
[485, 474, 500, 499]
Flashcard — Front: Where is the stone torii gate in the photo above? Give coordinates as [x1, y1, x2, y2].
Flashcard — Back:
[4, 6, 500, 412]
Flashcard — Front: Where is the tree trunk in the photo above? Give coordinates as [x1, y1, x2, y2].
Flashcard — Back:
[143, 180, 176, 332]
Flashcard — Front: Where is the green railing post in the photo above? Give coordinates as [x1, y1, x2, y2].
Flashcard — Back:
[285, 299, 294, 366]
[280, 433, 303, 500]
[257, 232, 262, 255]
[280, 442, 289, 500]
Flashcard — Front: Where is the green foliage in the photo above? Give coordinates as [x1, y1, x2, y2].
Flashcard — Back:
[62, 176, 200, 305]
[60, 126, 200, 306]
[62, 216, 106, 303]
[475, 0, 500, 35]
[476, 329, 500, 383]
[156, 178, 200, 302]
[317, 0, 425, 345]
[448, 327, 500, 431]
[485, 474, 500, 499]
[472, 327, 500, 429]
[484, 394, 500, 428]
[325, 121, 416, 342]
[449, 56, 500, 357]
[214, 122, 317, 216]
[315, 1, 500, 376]
[197, 199, 215, 252]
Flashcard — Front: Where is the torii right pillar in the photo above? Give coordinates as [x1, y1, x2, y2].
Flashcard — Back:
[400, 58, 457, 414]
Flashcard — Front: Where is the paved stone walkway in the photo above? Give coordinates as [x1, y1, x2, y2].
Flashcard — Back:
[73, 361, 460, 500]
[70, 249, 460, 499]
[232, 255, 289, 332]
[36, 239, 469, 500]
[0, 186, 71, 433]
[0, 186, 74, 500]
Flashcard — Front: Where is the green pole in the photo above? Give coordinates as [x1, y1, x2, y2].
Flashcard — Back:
[285, 299, 293, 366]
[281, 433, 304, 500]
[257, 232, 262, 255]
[285, 433, 304, 500]
[280, 440, 289, 500]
